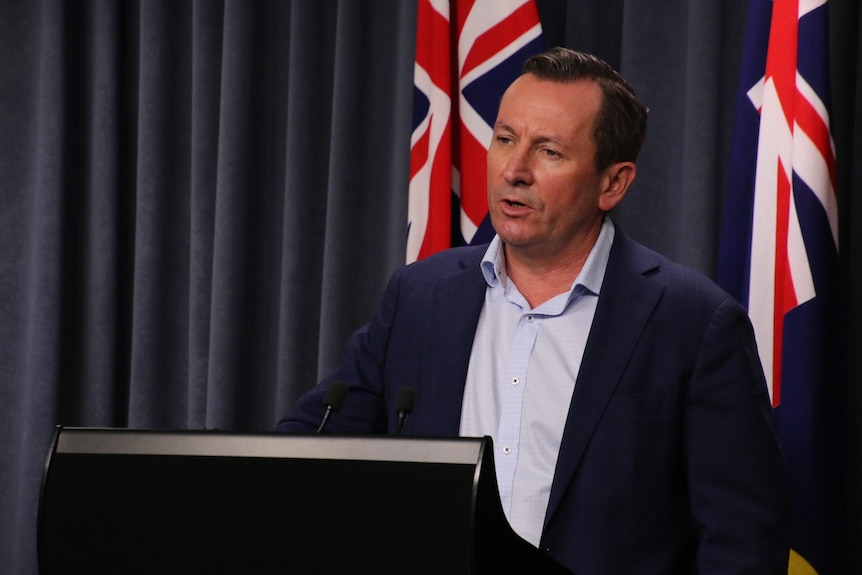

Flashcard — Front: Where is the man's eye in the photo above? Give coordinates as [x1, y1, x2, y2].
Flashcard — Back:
[542, 148, 559, 157]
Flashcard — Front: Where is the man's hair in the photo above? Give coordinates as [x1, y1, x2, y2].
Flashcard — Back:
[522, 47, 648, 171]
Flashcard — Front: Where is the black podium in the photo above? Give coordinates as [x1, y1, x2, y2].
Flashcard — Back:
[38, 427, 573, 574]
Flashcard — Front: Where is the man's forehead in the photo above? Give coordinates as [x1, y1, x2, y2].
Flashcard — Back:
[500, 75, 600, 111]
[496, 76, 601, 132]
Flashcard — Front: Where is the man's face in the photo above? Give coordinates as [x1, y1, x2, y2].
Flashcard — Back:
[487, 74, 615, 259]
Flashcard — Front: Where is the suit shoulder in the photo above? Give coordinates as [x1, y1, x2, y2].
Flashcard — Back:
[396, 244, 487, 278]
[613, 233, 739, 308]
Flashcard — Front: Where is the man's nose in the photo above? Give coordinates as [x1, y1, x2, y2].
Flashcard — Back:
[502, 146, 533, 185]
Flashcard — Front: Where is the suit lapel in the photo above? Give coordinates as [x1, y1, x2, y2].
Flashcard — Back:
[544, 233, 665, 526]
[417, 248, 488, 436]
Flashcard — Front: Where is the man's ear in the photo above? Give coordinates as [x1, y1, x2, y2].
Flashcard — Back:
[598, 161, 636, 212]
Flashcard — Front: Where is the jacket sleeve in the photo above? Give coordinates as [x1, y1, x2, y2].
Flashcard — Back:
[274, 267, 406, 434]
[686, 295, 789, 574]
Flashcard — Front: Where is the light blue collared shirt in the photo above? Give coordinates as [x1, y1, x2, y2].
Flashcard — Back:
[459, 217, 615, 546]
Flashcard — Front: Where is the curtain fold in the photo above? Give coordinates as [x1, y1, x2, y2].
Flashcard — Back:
[616, 0, 748, 273]
[0, 1, 858, 574]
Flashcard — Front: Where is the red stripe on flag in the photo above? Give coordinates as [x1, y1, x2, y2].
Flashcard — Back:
[458, 127, 491, 224]
[453, 0, 478, 41]
[416, 0, 451, 89]
[765, 0, 799, 123]
[794, 91, 837, 191]
[461, 3, 541, 79]
[418, 119, 454, 260]
[410, 126, 430, 180]
[772, 158, 798, 407]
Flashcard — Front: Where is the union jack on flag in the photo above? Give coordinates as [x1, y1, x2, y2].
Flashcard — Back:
[717, 0, 843, 572]
[408, 0, 544, 263]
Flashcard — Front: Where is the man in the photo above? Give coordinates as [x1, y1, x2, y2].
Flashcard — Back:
[278, 48, 789, 575]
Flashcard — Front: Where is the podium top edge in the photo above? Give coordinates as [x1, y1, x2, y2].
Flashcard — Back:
[52, 427, 488, 466]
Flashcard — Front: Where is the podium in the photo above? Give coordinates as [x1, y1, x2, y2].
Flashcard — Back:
[38, 427, 573, 574]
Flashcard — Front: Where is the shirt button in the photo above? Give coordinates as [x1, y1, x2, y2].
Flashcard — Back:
[503, 445, 513, 455]
[526, 315, 534, 323]
[511, 377, 520, 386]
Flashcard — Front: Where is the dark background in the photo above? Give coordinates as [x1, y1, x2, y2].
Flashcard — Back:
[1, 1, 858, 573]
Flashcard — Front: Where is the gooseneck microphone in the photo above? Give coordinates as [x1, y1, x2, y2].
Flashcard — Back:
[315, 381, 348, 434]
[394, 387, 416, 435]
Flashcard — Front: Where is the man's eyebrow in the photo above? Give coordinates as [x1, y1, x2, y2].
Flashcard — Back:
[493, 121, 564, 145]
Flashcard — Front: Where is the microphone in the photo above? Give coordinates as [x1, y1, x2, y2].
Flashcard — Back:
[315, 381, 348, 434]
[394, 387, 416, 435]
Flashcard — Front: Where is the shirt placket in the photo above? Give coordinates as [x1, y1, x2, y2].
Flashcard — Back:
[495, 311, 541, 516]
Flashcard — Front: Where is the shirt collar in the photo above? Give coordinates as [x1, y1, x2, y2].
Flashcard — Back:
[480, 216, 616, 298]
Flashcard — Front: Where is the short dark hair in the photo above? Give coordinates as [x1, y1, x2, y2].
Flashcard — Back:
[522, 47, 648, 171]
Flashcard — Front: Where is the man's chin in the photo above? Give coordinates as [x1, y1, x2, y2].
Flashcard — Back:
[496, 230, 537, 250]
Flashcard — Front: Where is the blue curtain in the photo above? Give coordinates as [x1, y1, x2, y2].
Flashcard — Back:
[1, 1, 859, 573]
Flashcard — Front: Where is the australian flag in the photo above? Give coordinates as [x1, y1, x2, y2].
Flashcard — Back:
[717, 0, 844, 572]
[407, 0, 544, 262]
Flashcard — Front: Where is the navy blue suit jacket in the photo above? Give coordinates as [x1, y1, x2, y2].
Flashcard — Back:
[278, 230, 789, 575]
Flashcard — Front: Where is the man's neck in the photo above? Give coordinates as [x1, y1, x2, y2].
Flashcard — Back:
[503, 234, 598, 309]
